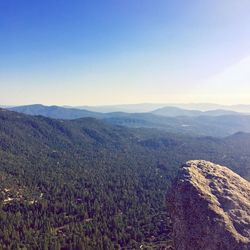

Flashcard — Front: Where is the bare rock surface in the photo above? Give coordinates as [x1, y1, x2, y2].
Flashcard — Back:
[167, 160, 250, 250]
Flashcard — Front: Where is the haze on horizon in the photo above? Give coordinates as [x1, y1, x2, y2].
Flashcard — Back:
[1, 0, 250, 106]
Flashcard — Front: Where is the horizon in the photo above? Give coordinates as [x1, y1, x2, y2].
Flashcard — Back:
[2, 101, 250, 106]
[2, 102, 250, 110]
[2, 101, 250, 107]
[1, 1, 250, 105]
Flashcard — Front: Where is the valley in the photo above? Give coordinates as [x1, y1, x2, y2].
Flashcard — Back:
[0, 108, 250, 249]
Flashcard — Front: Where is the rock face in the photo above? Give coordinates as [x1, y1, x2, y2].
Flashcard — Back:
[167, 160, 250, 250]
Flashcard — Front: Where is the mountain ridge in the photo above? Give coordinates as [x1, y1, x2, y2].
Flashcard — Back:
[8, 104, 250, 137]
[152, 106, 240, 117]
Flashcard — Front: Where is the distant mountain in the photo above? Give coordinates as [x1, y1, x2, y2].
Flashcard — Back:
[171, 103, 250, 113]
[152, 106, 202, 117]
[9, 103, 250, 114]
[9, 104, 103, 119]
[76, 103, 227, 113]
[74, 103, 250, 113]
[152, 106, 240, 117]
[171, 103, 229, 111]
[76, 103, 167, 113]
[204, 109, 241, 116]
[7, 104, 250, 137]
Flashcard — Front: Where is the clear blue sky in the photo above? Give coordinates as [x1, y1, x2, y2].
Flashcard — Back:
[1, 0, 250, 105]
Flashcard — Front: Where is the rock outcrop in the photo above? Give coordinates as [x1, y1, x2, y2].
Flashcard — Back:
[167, 160, 250, 250]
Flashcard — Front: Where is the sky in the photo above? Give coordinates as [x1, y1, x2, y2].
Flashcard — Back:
[1, 0, 250, 106]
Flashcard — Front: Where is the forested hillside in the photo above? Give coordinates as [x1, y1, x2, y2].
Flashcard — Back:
[0, 109, 250, 249]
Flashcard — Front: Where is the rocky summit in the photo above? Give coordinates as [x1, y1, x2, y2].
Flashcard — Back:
[167, 160, 250, 250]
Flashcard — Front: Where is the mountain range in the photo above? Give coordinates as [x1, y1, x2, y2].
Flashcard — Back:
[74, 103, 250, 113]
[8, 104, 250, 137]
[151, 106, 240, 117]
